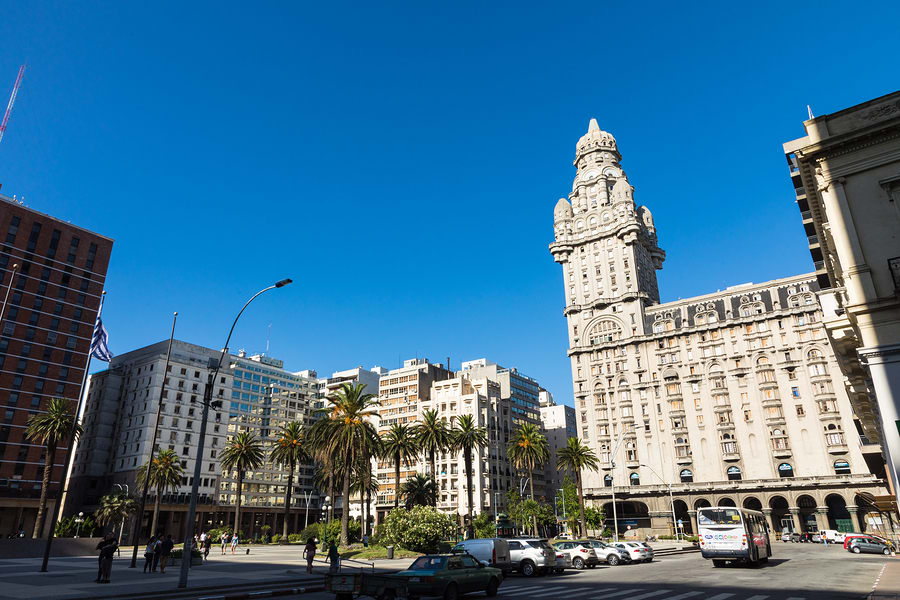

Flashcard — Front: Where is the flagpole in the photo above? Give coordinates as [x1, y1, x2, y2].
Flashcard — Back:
[40, 291, 107, 572]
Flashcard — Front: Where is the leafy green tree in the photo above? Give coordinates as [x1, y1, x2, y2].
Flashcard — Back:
[584, 506, 605, 534]
[381, 506, 456, 553]
[556, 437, 600, 537]
[221, 431, 266, 535]
[381, 423, 419, 509]
[507, 423, 549, 534]
[450, 414, 488, 538]
[25, 397, 82, 538]
[308, 382, 381, 545]
[401, 473, 437, 508]
[415, 409, 451, 503]
[472, 511, 496, 539]
[269, 421, 308, 539]
[555, 476, 581, 534]
[94, 491, 136, 540]
[136, 448, 184, 536]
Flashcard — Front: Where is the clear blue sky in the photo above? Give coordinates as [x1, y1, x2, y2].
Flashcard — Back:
[0, 2, 897, 406]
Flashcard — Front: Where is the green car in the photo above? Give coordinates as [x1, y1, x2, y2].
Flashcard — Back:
[395, 554, 503, 600]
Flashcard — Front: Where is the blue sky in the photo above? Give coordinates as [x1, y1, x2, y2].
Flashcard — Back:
[0, 2, 897, 406]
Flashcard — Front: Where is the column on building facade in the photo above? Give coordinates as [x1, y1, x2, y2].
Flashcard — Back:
[860, 345, 900, 507]
[649, 511, 671, 536]
[789, 508, 803, 532]
[847, 505, 862, 533]
[688, 510, 698, 537]
[763, 508, 778, 534]
[814, 508, 829, 532]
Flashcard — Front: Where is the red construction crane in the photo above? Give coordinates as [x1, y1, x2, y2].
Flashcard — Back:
[0, 65, 26, 146]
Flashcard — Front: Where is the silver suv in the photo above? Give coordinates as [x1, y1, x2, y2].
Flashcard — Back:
[553, 541, 599, 569]
[506, 538, 557, 576]
[575, 539, 629, 566]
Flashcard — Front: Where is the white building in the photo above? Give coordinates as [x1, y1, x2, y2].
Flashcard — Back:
[540, 396, 576, 496]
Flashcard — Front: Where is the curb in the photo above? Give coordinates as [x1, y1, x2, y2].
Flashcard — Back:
[198, 585, 326, 600]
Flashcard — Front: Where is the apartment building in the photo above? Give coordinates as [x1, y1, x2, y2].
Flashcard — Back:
[0, 195, 113, 537]
[539, 392, 576, 496]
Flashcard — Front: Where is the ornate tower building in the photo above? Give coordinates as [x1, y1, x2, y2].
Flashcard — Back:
[549, 121, 887, 539]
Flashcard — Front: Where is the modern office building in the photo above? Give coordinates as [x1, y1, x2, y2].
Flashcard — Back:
[70, 340, 320, 539]
[783, 90, 900, 511]
[0, 194, 113, 537]
[549, 120, 888, 537]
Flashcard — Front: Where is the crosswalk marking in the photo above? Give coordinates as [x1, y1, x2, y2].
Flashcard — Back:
[527, 586, 575, 597]
[745, 596, 770, 600]
[662, 593, 704, 600]
[569, 589, 613, 597]
[590, 590, 642, 599]
[705, 594, 735, 600]
[627, 591, 671, 600]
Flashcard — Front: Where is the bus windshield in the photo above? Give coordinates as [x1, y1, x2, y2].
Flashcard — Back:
[698, 508, 742, 526]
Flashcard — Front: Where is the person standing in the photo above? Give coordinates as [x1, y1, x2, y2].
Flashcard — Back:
[231, 532, 240, 555]
[303, 538, 317, 574]
[221, 532, 229, 555]
[143, 536, 158, 573]
[203, 534, 212, 560]
[159, 534, 175, 573]
[327, 540, 340, 574]
[95, 534, 118, 583]
[152, 533, 164, 572]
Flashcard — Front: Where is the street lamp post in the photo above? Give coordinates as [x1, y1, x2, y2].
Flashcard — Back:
[641, 463, 678, 541]
[74, 512, 84, 538]
[177, 279, 292, 589]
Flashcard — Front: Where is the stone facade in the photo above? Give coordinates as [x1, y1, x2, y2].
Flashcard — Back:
[549, 120, 889, 537]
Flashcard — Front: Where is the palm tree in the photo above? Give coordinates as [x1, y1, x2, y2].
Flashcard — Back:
[415, 409, 451, 505]
[450, 414, 487, 538]
[95, 492, 137, 541]
[25, 397, 83, 538]
[556, 437, 600, 537]
[507, 423, 549, 534]
[309, 382, 380, 545]
[381, 423, 419, 509]
[136, 449, 184, 537]
[401, 473, 437, 508]
[269, 421, 307, 540]
[221, 431, 265, 536]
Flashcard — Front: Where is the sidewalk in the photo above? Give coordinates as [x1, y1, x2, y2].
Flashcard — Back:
[869, 557, 900, 599]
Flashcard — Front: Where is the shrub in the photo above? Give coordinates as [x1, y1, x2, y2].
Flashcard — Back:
[171, 548, 203, 559]
[381, 506, 455, 553]
[370, 523, 386, 546]
[321, 519, 361, 547]
[271, 534, 282, 544]
[472, 512, 496, 539]
[299, 523, 321, 542]
[288, 533, 303, 543]
[206, 527, 230, 543]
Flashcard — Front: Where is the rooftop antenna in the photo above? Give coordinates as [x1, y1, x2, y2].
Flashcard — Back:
[0, 65, 26, 147]
[807, 105, 815, 120]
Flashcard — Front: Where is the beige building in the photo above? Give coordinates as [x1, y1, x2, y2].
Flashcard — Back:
[783, 91, 900, 510]
[539, 392, 576, 498]
[549, 120, 889, 538]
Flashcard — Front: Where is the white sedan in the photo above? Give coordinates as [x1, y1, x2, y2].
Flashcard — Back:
[613, 542, 651, 563]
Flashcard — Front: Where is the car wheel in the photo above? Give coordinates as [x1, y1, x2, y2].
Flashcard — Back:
[712, 559, 726, 568]
[852, 547, 861, 554]
[573, 557, 585, 569]
[607, 554, 619, 566]
[443, 583, 459, 600]
[486, 577, 499, 597]
[521, 560, 536, 577]
[885, 548, 892, 556]
[587, 563, 596, 569]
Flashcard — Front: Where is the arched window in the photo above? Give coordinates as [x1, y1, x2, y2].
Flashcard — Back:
[604, 474, 613, 487]
[588, 320, 623, 345]
[757, 356, 770, 366]
[778, 463, 794, 478]
[726, 466, 742, 481]
[680, 469, 693, 483]
[630, 472, 640, 486]
[589, 216, 597, 226]
[807, 348, 823, 360]
[834, 460, 851, 475]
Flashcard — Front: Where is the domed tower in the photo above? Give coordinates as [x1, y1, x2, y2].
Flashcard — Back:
[549, 119, 666, 346]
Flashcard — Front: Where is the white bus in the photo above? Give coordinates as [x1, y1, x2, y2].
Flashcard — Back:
[698, 506, 771, 567]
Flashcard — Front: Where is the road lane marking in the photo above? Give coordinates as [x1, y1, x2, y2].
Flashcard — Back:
[660, 593, 703, 600]
[626, 591, 670, 600]
[569, 589, 613, 597]
[704, 594, 734, 600]
[527, 586, 574, 597]
[745, 595, 770, 600]
[590, 590, 642, 599]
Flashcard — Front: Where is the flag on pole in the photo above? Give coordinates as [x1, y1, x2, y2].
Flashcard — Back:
[90, 315, 113, 362]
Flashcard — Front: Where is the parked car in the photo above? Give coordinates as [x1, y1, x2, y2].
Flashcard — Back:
[820, 530, 846, 544]
[451, 539, 513, 573]
[613, 542, 651, 563]
[574, 539, 629, 566]
[506, 538, 557, 577]
[844, 533, 893, 551]
[635, 542, 655, 561]
[847, 537, 892, 556]
[552, 549, 571, 573]
[553, 541, 599, 570]
[556, 533, 573, 540]
[395, 554, 503, 599]
[780, 532, 792, 542]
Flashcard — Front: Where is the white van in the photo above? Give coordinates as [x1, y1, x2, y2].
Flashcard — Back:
[451, 538, 513, 573]
[819, 530, 846, 543]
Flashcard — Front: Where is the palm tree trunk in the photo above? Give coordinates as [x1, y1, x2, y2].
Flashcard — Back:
[327, 473, 335, 523]
[464, 448, 474, 539]
[282, 460, 294, 540]
[233, 471, 243, 536]
[365, 482, 372, 537]
[340, 455, 352, 546]
[394, 452, 400, 509]
[151, 487, 162, 537]
[32, 444, 56, 538]
[528, 474, 537, 536]
[576, 472, 587, 538]
[429, 449, 437, 507]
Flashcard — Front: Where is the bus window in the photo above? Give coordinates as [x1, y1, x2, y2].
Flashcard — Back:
[698, 508, 742, 525]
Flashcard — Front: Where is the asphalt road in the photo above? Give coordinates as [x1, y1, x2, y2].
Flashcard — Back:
[293, 543, 891, 600]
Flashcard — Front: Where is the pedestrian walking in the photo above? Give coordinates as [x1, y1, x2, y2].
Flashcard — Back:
[143, 536, 157, 573]
[221, 532, 229, 555]
[95, 534, 118, 583]
[203, 534, 212, 559]
[231, 533, 240, 554]
[303, 538, 317, 574]
[159, 534, 175, 573]
[152, 533, 164, 572]
[327, 540, 340, 574]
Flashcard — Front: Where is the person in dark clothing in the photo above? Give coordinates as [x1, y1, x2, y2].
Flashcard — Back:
[152, 533, 164, 572]
[95, 534, 118, 583]
[159, 534, 175, 573]
[143, 536, 158, 573]
[203, 534, 212, 559]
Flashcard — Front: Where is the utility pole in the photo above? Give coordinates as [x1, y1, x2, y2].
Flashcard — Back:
[0, 65, 25, 146]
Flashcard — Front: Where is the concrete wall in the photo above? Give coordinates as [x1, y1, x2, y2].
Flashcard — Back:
[0, 537, 104, 559]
